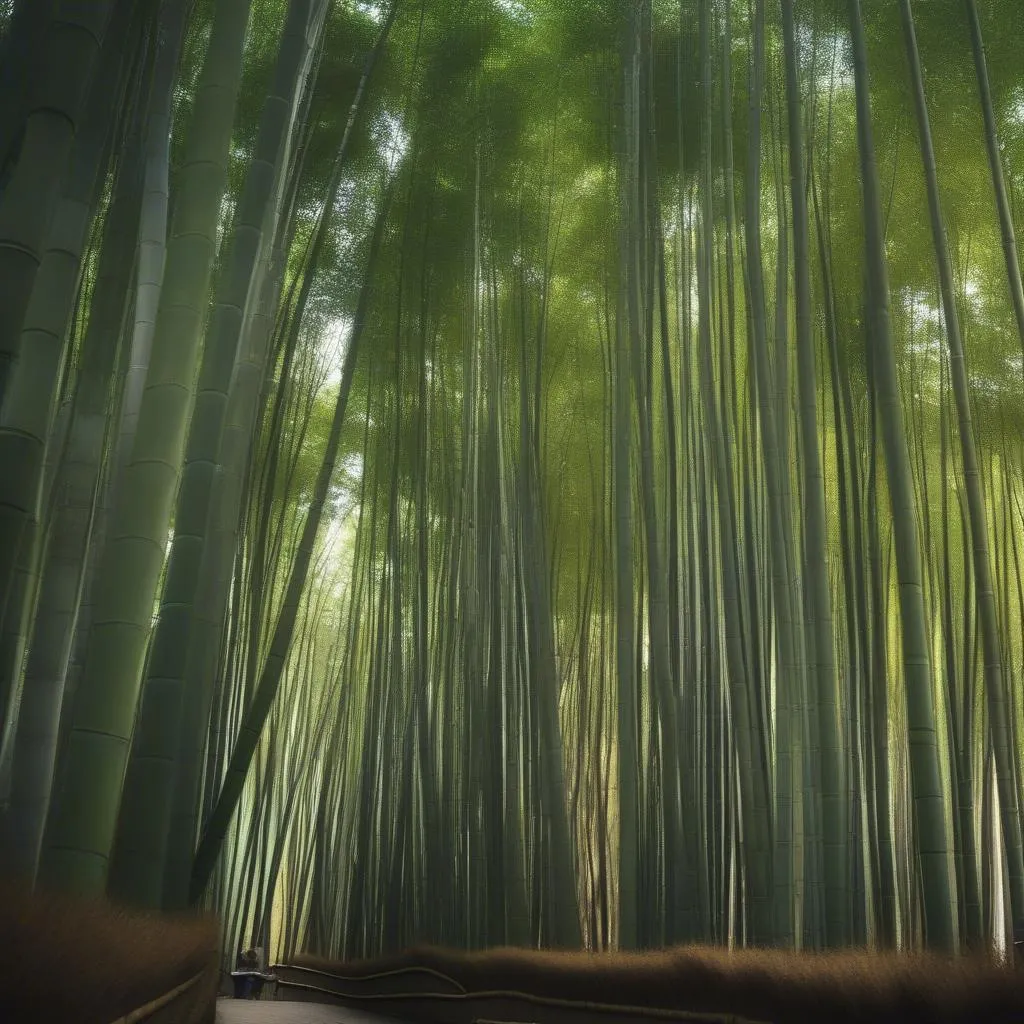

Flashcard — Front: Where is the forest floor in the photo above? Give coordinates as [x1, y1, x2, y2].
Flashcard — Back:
[215, 999, 407, 1024]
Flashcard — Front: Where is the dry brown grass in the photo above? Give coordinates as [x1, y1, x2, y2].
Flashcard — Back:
[280, 941, 1024, 1024]
[0, 881, 220, 1024]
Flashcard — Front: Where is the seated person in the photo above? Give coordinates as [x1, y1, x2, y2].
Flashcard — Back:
[232, 948, 263, 999]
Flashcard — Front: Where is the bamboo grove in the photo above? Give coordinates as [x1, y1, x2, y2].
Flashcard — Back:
[0, 0, 1023, 972]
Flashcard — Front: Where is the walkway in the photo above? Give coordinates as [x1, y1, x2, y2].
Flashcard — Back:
[216, 999, 407, 1024]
